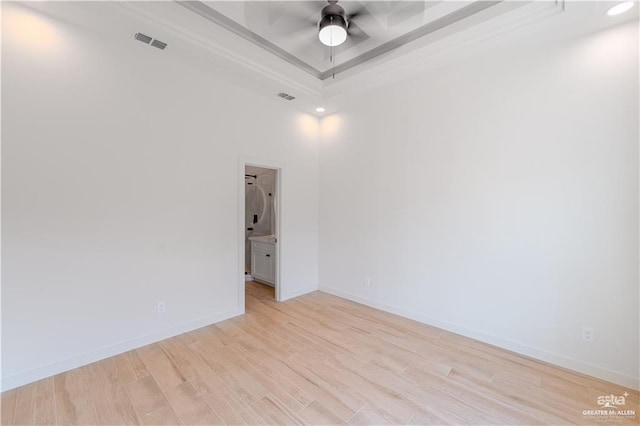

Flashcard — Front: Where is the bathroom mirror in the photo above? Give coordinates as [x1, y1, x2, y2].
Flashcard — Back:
[245, 181, 268, 231]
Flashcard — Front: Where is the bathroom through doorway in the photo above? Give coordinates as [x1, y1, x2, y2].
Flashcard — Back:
[239, 161, 281, 308]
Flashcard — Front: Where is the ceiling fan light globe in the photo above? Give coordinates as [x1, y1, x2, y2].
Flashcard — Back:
[318, 14, 348, 47]
[319, 24, 347, 46]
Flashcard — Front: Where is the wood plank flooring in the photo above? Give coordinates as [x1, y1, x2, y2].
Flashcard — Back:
[2, 282, 638, 425]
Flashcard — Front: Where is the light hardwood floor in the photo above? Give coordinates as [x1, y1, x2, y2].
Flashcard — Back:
[2, 282, 638, 425]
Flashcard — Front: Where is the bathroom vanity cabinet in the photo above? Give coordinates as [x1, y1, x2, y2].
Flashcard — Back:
[250, 237, 276, 286]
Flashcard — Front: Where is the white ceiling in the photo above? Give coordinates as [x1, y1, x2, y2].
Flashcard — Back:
[17, 1, 639, 115]
[180, 1, 489, 77]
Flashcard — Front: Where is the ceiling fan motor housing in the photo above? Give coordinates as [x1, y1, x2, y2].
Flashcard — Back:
[319, 4, 348, 31]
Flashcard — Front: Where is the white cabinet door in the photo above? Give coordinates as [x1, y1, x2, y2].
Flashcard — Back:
[266, 252, 275, 283]
[251, 243, 275, 285]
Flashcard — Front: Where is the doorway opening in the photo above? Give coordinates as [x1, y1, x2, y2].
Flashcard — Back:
[239, 161, 281, 310]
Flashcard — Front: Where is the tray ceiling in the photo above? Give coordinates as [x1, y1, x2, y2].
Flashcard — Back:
[179, 1, 501, 80]
[12, 1, 637, 115]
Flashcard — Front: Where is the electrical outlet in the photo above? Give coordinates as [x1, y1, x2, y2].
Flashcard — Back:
[582, 326, 594, 342]
[157, 301, 167, 314]
[365, 277, 371, 288]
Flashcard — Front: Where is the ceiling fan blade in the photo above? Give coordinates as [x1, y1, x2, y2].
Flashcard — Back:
[358, 1, 427, 29]
[243, 1, 320, 40]
[281, 17, 318, 39]
[345, 3, 382, 33]
[286, 1, 327, 20]
[345, 2, 371, 21]
[289, 30, 327, 57]
[286, 23, 319, 44]
[345, 20, 369, 47]
[266, 1, 326, 24]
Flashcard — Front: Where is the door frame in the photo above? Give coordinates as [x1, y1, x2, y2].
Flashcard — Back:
[238, 157, 283, 311]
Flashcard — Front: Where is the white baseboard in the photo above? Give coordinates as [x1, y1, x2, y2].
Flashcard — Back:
[252, 278, 275, 287]
[281, 286, 316, 302]
[6, 287, 636, 392]
[244, 274, 254, 281]
[1, 308, 242, 392]
[319, 286, 640, 391]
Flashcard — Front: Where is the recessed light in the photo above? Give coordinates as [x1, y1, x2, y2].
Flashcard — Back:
[606, 1, 635, 16]
[315, 107, 326, 113]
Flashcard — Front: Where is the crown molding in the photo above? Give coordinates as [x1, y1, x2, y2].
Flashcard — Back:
[115, 1, 324, 99]
[18, 0, 631, 116]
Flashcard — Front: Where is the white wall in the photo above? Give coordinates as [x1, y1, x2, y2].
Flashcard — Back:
[1, 2, 318, 390]
[319, 20, 639, 388]
[3, 0, 638, 393]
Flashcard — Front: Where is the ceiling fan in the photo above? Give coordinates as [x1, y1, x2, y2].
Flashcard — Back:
[240, 1, 426, 76]
[315, 0, 368, 77]
[243, 1, 372, 54]
[317, 0, 364, 47]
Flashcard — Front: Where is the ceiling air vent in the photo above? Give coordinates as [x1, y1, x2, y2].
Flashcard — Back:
[276, 92, 296, 101]
[151, 39, 167, 50]
[134, 33, 152, 44]
[134, 33, 168, 50]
